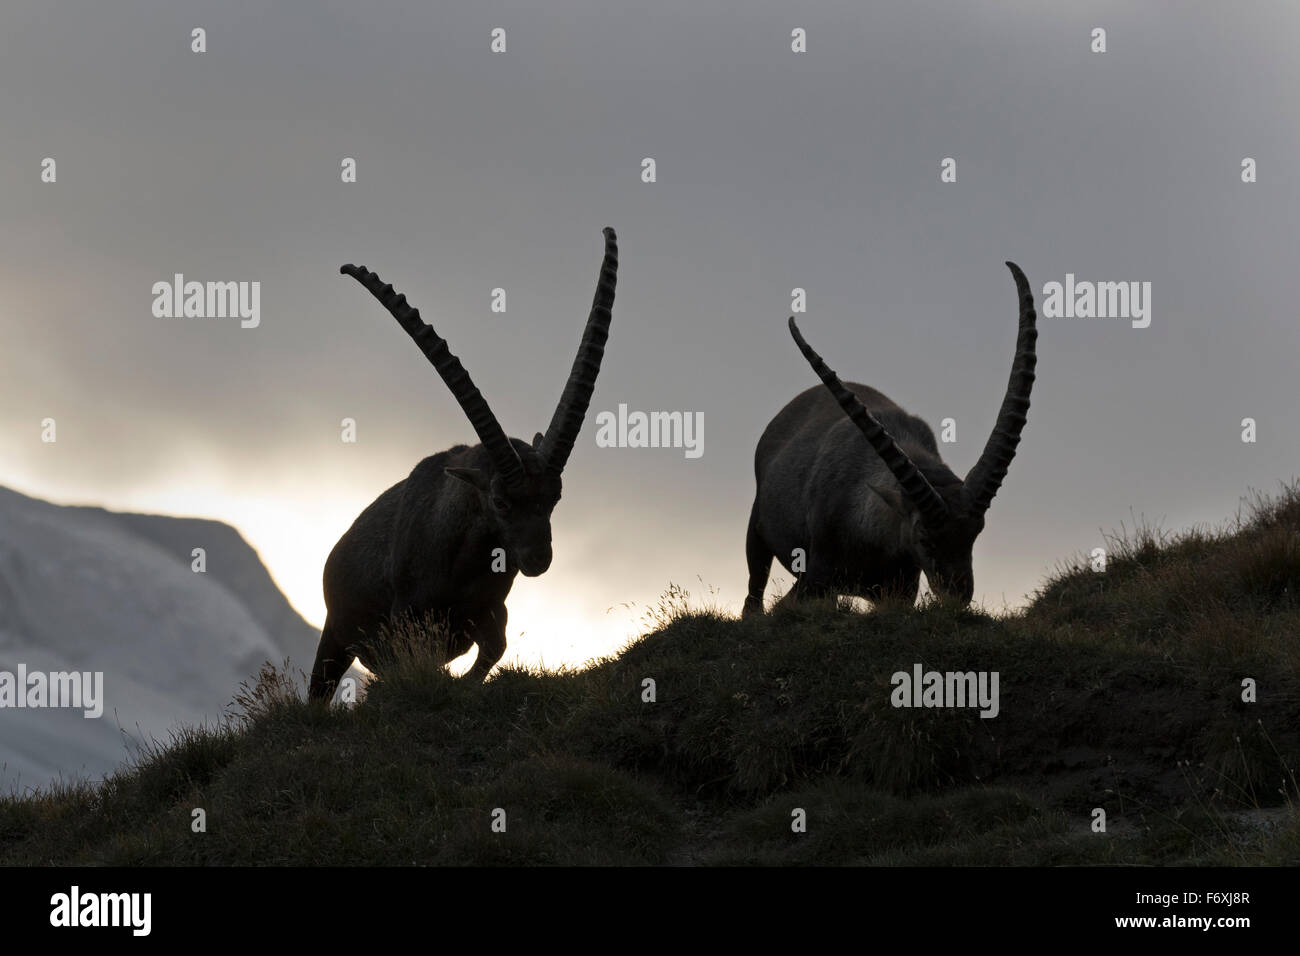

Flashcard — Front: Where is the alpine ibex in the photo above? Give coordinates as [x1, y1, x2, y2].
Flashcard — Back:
[309, 228, 618, 699]
[742, 262, 1037, 616]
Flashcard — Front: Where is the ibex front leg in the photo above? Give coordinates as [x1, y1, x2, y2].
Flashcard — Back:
[464, 605, 508, 682]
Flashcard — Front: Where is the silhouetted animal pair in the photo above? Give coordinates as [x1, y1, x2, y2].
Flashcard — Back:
[309, 229, 1038, 700]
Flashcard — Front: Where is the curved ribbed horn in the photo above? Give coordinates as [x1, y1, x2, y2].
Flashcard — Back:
[539, 227, 619, 475]
[963, 261, 1038, 515]
[788, 317, 949, 527]
[340, 263, 526, 491]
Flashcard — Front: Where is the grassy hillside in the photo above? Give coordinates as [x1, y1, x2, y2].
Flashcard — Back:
[3, 487, 1299, 866]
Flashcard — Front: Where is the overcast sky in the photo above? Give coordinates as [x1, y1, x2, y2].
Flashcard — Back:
[2, 0, 1297, 670]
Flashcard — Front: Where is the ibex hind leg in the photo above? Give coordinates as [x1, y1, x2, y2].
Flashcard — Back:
[771, 575, 833, 614]
[743, 502, 774, 618]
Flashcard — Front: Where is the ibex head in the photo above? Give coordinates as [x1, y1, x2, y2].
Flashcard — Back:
[787, 261, 1038, 605]
[340, 227, 619, 578]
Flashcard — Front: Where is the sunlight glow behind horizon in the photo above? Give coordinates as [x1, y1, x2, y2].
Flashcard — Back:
[1, 455, 1034, 681]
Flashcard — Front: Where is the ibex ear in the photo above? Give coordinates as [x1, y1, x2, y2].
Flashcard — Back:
[532, 432, 545, 449]
[445, 467, 490, 493]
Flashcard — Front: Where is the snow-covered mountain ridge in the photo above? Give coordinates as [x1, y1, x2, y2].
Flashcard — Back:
[0, 485, 317, 792]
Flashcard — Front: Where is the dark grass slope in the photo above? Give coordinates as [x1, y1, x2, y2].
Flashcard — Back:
[3, 486, 1299, 865]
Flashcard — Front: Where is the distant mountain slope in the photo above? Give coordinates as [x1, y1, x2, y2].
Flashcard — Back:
[66, 507, 318, 663]
[0, 485, 318, 792]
